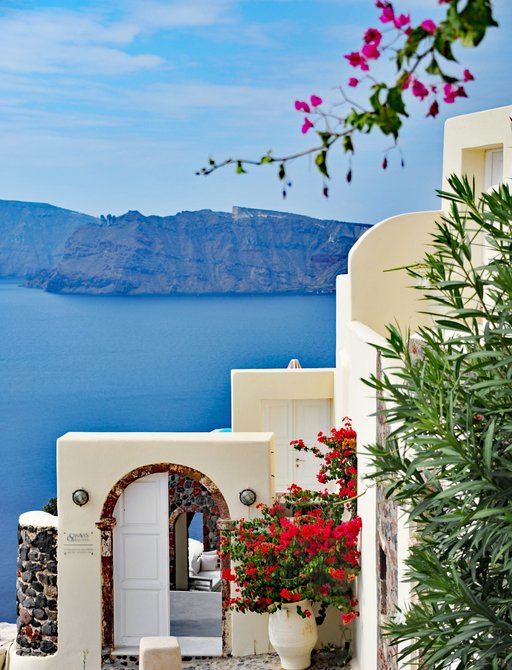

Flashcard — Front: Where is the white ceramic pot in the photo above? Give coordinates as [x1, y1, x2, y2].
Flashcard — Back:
[268, 599, 318, 670]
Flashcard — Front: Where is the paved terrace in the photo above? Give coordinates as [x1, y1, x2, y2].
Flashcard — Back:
[182, 649, 351, 669]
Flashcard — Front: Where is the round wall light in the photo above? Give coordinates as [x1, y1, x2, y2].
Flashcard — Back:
[72, 489, 89, 506]
[239, 488, 257, 506]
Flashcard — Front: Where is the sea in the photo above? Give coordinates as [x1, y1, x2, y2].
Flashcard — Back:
[0, 280, 336, 622]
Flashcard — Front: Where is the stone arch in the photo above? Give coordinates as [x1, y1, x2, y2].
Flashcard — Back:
[96, 462, 231, 663]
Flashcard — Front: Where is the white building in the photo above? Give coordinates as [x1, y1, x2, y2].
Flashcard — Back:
[8, 105, 512, 670]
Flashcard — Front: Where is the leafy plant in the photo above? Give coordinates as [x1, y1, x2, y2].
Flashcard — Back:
[42, 497, 57, 516]
[365, 175, 512, 668]
[200, 1, 498, 191]
[220, 421, 361, 625]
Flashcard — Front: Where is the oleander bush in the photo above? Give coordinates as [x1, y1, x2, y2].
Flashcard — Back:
[366, 175, 512, 669]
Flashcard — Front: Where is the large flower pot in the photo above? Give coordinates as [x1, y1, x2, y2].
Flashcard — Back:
[268, 599, 318, 670]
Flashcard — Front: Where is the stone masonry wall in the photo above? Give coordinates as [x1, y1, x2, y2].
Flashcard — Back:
[168, 473, 221, 588]
[16, 524, 58, 656]
[376, 352, 399, 670]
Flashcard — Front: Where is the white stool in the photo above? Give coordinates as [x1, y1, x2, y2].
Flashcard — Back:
[139, 636, 182, 670]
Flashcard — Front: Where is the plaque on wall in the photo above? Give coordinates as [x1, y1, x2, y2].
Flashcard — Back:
[63, 531, 94, 555]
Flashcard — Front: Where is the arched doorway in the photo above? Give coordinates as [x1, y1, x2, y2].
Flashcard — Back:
[97, 463, 230, 665]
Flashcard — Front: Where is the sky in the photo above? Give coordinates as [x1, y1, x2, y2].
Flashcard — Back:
[0, 0, 510, 225]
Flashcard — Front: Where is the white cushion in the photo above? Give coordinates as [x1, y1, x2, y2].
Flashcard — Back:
[190, 554, 201, 575]
[188, 539, 203, 574]
[200, 554, 218, 571]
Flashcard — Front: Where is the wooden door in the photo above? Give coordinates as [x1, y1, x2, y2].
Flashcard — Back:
[113, 472, 170, 649]
[293, 399, 331, 490]
[262, 399, 331, 492]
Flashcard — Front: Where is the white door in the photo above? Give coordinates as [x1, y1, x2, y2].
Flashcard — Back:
[262, 399, 331, 492]
[113, 472, 170, 649]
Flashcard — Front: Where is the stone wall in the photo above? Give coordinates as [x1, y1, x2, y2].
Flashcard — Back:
[168, 473, 221, 588]
[16, 524, 58, 656]
[375, 352, 399, 670]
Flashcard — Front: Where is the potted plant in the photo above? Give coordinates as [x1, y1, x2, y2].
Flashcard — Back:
[220, 419, 361, 670]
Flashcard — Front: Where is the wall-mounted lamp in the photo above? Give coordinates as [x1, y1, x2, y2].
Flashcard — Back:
[239, 488, 257, 506]
[72, 489, 89, 506]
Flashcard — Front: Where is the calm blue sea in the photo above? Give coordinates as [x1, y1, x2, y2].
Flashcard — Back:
[0, 281, 336, 621]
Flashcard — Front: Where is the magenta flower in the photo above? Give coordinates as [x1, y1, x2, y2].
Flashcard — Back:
[302, 117, 314, 134]
[421, 19, 437, 34]
[393, 13, 410, 28]
[463, 69, 474, 82]
[295, 100, 311, 113]
[364, 27, 382, 45]
[401, 73, 412, 90]
[310, 94, 323, 107]
[344, 51, 369, 71]
[348, 77, 359, 87]
[427, 100, 439, 118]
[379, 6, 394, 23]
[412, 79, 429, 101]
[362, 43, 380, 59]
[443, 84, 456, 103]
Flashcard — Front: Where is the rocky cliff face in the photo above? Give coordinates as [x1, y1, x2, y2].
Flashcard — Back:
[0, 200, 98, 277]
[27, 207, 370, 295]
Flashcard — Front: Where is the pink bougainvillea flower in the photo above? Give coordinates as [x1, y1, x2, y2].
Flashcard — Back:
[421, 19, 437, 34]
[427, 100, 439, 118]
[443, 84, 467, 103]
[310, 94, 323, 107]
[379, 6, 394, 23]
[412, 79, 429, 101]
[362, 43, 380, 59]
[294, 100, 310, 113]
[364, 27, 382, 45]
[301, 117, 314, 134]
[344, 51, 369, 71]
[393, 13, 410, 28]
[443, 83, 456, 103]
[463, 68, 475, 82]
[401, 73, 412, 90]
[348, 77, 359, 87]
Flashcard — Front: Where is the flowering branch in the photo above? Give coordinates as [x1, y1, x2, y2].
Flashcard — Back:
[220, 419, 361, 625]
[199, 0, 497, 194]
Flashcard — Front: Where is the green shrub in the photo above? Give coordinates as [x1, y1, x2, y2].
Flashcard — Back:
[366, 176, 512, 669]
[42, 497, 57, 516]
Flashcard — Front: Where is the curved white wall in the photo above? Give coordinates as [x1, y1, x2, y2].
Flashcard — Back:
[349, 210, 440, 338]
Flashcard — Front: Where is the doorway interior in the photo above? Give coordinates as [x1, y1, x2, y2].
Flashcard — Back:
[112, 469, 225, 657]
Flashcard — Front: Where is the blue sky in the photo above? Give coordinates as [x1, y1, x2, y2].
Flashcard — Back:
[0, 0, 510, 224]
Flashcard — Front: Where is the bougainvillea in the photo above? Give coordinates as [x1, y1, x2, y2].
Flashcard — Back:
[200, 0, 497, 193]
[220, 419, 361, 624]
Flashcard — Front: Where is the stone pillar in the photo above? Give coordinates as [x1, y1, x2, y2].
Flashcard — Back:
[16, 522, 58, 656]
[217, 518, 235, 656]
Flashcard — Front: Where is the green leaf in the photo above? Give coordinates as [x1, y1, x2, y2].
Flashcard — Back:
[387, 87, 408, 116]
[483, 419, 495, 469]
[236, 161, 247, 174]
[315, 151, 329, 178]
[425, 57, 442, 76]
[343, 135, 354, 154]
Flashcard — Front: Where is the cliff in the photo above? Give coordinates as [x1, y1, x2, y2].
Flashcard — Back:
[27, 207, 370, 295]
[0, 200, 98, 277]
